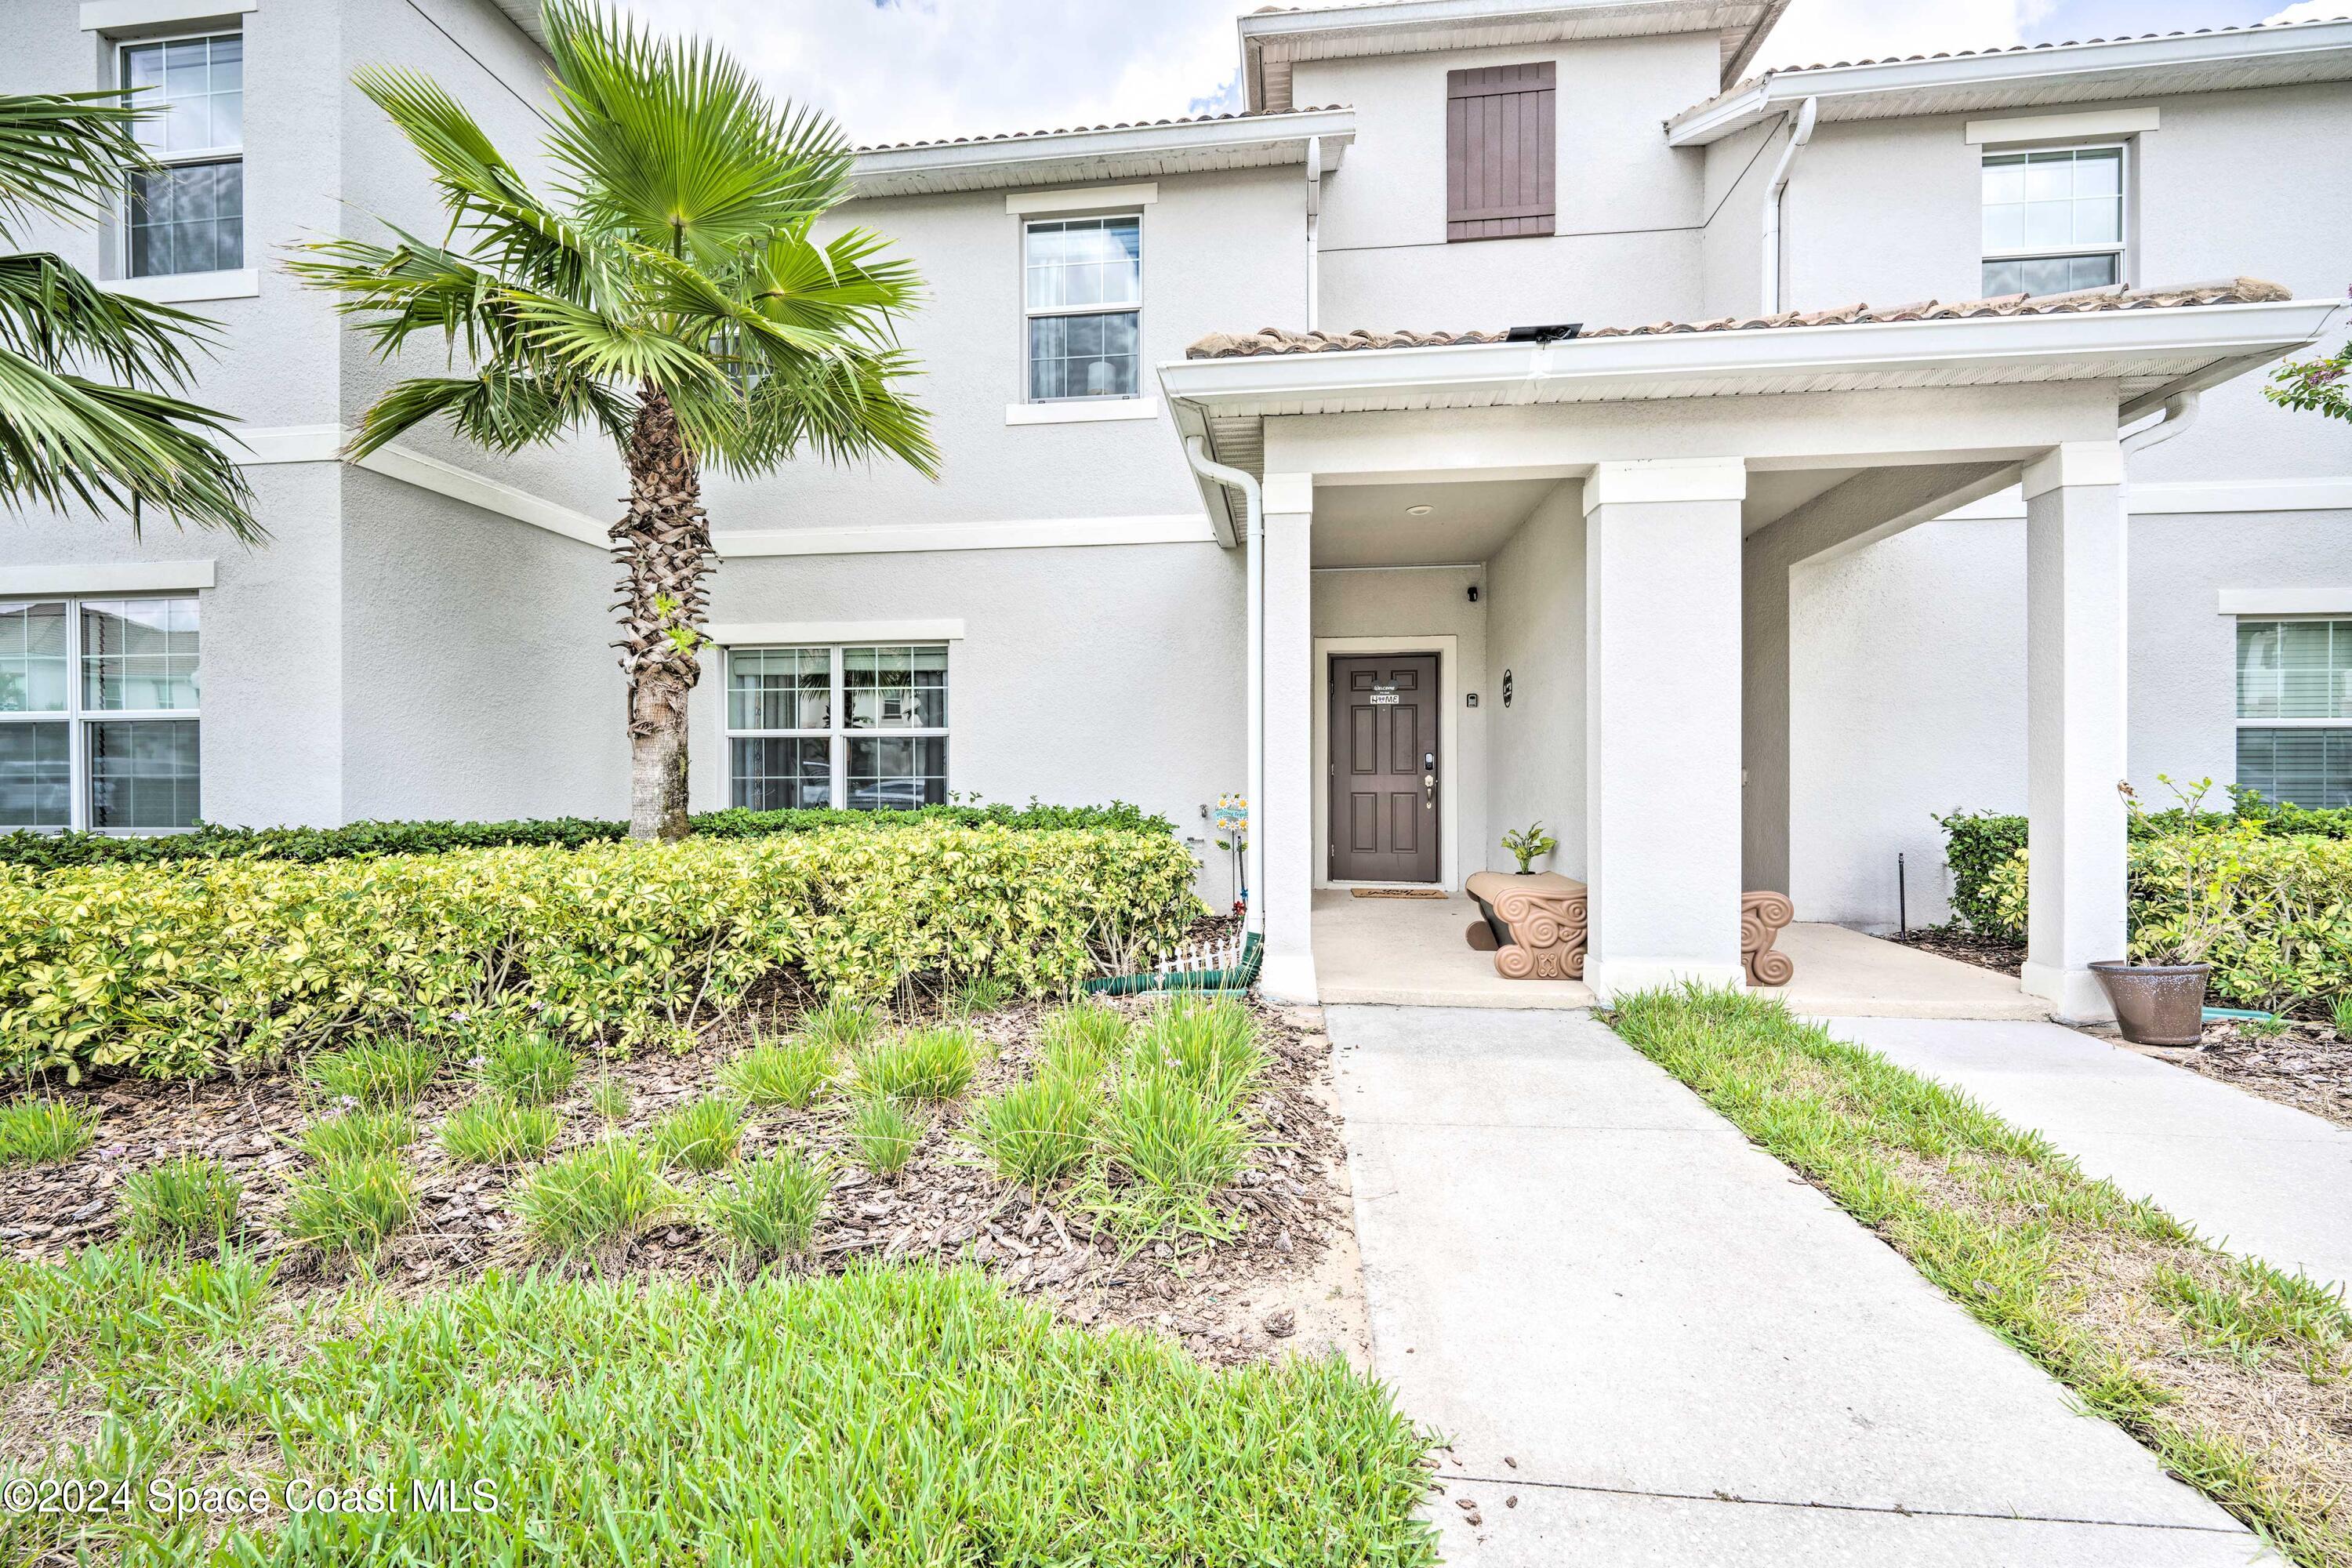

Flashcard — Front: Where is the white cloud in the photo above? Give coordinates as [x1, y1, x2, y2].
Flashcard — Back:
[615, 0, 1246, 149]
[1750, 0, 2053, 71]
[2259, 1, 2338, 20]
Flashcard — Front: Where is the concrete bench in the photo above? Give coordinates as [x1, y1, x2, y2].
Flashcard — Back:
[1465, 871, 1794, 985]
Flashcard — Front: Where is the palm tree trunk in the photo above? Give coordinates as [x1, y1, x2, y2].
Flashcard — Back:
[613, 387, 714, 840]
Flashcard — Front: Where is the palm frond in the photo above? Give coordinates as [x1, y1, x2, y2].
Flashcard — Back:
[0, 91, 153, 239]
[746, 226, 925, 342]
[539, 0, 851, 267]
[689, 343, 937, 480]
[0, 250, 217, 388]
[0, 346, 257, 539]
[346, 369, 633, 459]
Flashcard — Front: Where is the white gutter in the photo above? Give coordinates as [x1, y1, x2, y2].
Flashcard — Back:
[849, 107, 1355, 198]
[1305, 136, 1323, 333]
[1184, 437, 1265, 938]
[1759, 96, 1816, 317]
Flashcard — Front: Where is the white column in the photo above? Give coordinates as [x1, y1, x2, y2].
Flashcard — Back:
[2020, 441, 2129, 1022]
[1584, 458, 1748, 1001]
[1259, 473, 1319, 1004]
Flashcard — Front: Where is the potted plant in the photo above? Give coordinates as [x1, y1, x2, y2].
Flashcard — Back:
[1501, 822, 1557, 876]
[2089, 777, 2221, 1046]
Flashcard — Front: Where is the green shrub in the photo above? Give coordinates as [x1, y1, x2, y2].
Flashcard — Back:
[967, 1073, 1098, 1191]
[515, 1136, 673, 1254]
[847, 1096, 923, 1176]
[1132, 993, 1265, 1105]
[1933, 810, 2032, 938]
[1036, 1000, 1130, 1085]
[438, 1096, 557, 1166]
[283, 1154, 416, 1260]
[0, 1098, 94, 1165]
[0, 800, 1176, 872]
[473, 1027, 578, 1107]
[1091, 1068, 1252, 1241]
[854, 1026, 978, 1103]
[720, 1035, 836, 1109]
[650, 1094, 747, 1171]
[2, 825, 1203, 1081]
[301, 1108, 416, 1163]
[702, 1148, 829, 1263]
[304, 1037, 440, 1109]
[120, 1154, 241, 1247]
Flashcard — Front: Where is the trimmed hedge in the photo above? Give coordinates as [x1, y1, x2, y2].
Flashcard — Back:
[1, 824, 1204, 1082]
[1936, 797, 2352, 940]
[0, 800, 1175, 873]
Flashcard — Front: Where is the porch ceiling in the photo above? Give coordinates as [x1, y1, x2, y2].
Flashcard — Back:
[1310, 477, 1560, 566]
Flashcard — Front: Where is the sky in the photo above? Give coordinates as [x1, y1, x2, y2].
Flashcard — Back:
[614, 0, 2336, 150]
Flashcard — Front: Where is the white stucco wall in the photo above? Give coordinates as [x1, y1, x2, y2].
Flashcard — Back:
[1297, 34, 1715, 331]
[1483, 482, 1586, 877]
[1698, 118, 1780, 321]
[1310, 564, 1490, 883]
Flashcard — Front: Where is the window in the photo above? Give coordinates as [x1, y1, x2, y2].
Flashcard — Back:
[2236, 619, 2352, 808]
[0, 596, 201, 833]
[122, 33, 244, 278]
[1980, 145, 2124, 299]
[1023, 214, 1140, 401]
[1446, 62, 1555, 242]
[725, 644, 948, 811]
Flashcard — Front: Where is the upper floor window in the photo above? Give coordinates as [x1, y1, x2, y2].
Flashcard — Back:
[1446, 62, 1555, 242]
[2235, 619, 2352, 809]
[1980, 145, 2122, 299]
[0, 596, 201, 833]
[122, 33, 244, 278]
[725, 644, 948, 811]
[1023, 215, 1141, 401]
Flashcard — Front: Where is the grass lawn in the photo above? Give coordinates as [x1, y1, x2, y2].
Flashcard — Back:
[2, 1254, 1436, 1566]
[1610, 985, 2352, 1568]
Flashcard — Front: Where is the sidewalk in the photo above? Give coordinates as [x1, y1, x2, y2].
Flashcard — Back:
[1828, 1014, 2352, 1293]
[1327, 1005, 2270, 1565]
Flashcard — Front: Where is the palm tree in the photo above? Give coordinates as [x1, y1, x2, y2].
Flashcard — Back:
[292, 0, 936, 839]
[0, 91, 256, 538]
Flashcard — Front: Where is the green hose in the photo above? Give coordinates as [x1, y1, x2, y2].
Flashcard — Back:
[1085, 932, 1262, 995]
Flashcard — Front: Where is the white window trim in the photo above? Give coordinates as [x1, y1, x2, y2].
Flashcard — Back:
[1004, 182, 1157, 216]
[1004, 397, 1160, 426]
[720, 641, 951, 812]
[82, 0, 256, 31]
[117, 27, 245, 282]
[1980, 140, 2130, 292]
[2233, 618, 2352, 814]
[2219, 590, 2352, 618]
[1021, 210, 1145, 406]
[1966, 107, 2158, 146]
[0, 593, 201, 834]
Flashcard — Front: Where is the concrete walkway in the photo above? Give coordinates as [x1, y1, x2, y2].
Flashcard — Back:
[1328, 1005, 2271, 1565]
[1828, 1016, 2352, 1293]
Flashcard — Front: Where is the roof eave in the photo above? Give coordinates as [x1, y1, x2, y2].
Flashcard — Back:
[848, 107, 1357, 198]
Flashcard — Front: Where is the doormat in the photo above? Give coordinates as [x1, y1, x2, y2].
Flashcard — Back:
[1350, 887, 1448, 899]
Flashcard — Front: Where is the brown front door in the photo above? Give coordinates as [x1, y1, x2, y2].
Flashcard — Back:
[1328, 653, 1440, 883]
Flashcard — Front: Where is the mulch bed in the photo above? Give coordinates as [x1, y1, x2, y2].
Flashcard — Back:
[2115, 1017, 2352, 1132]
[1885, 925, 2025, 977]
[1, 996, 1360, 1369]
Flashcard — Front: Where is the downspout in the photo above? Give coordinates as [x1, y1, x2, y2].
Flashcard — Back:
[1759, 96, 1817, 316]
[1185, 437, 1265, 938]
[2122, 390, 2200, 453]
[1304, 135, 1323, 333]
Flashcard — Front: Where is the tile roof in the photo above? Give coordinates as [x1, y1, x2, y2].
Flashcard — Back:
[1185, 278, 2296, 359]
[1721, 15, 2347, 89]
[854, 107, 1344, 154]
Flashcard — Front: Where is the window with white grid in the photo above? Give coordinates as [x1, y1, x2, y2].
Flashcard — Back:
[2236, 619, 2352, 808]
[121, 31, 244, 278]
[724, 644, 948, 811]
[0, 596, 201, 833]
[1980, 144, 2125, 299]
[1023, 214, 1142, 401]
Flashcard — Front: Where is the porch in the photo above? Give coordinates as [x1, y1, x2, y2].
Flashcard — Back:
[1160, 282, 2339, 1019]
[1312, 888, 2052, 1018]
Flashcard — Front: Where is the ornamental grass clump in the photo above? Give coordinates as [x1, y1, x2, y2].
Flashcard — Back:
[720, 1034, 836, 1109]
[300, 1108, 416, 1163]
[282, 1154, 416, 1261]
[0, 1098, 95, 1166]
[515, 1136, 673, 1256]
[473, 1025, 578, 1107]
[847, 1096, 924, 1177]
[800, 996, 884, 1056]
[967, 1073, 1098, 1192]
[1132, 993, 1265, 1105]
[437, 1096, 558, 1167]
[702, 1148, 829, 1265]
[650, 1094, 747, 1172]
[1036, 1000, 1131, 1087]
[304, 1036, 440, 1109]
[854, 1026, 978, 1104]
[120, 1154, 241, 1248]
[1090, 1068, 1254, 1242]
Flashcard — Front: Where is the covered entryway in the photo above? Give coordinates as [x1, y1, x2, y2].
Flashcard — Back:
[1327, 652, 1441, 883]
[1163, 282, 2341, 1014]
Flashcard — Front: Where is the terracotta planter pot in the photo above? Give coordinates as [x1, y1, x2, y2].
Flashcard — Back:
[2089, 960, 2210, 1047]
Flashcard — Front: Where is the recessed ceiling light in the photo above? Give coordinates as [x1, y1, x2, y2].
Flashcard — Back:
[1406, 504, 1433, 516]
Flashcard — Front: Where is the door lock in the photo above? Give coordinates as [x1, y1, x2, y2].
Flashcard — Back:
[1423, 752, 1437, 809]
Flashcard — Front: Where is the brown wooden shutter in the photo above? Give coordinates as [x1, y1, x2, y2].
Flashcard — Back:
[1446, 62, 1556, 242]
